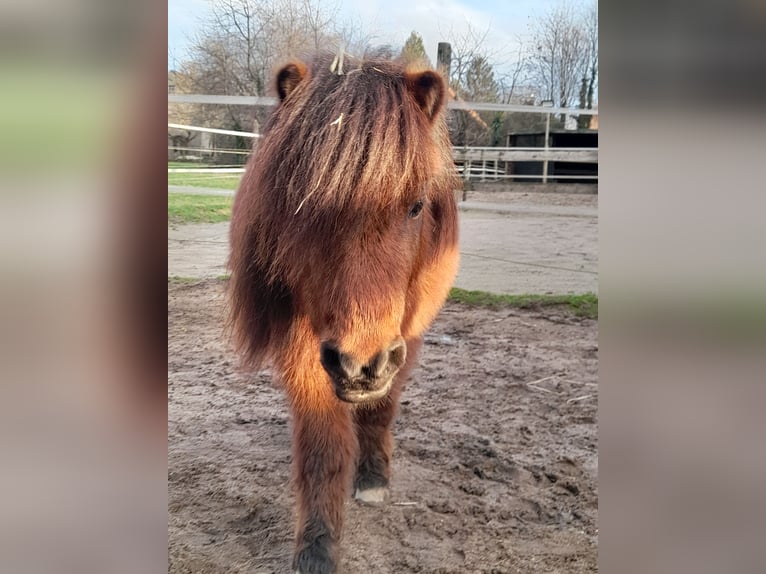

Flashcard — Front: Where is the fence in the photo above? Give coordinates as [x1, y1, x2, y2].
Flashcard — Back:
[168, 95, 598, 184]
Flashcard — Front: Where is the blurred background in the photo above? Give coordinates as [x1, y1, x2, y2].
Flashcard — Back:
[600, 1, 766, 573]
[0, 0, 764, 572]
[0, 1, 167, 573]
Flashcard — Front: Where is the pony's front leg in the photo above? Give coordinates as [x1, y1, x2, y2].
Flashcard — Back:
[291, 394, 355, 574]
[353, 337, 422, 504]
[352, 392, 400, 504]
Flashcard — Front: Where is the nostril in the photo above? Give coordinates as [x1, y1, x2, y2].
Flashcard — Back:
[320, 342, 342, 372]
[362, 338, 407, 379]
[320, 342, 361, 379]
[387, 339, 407, 370]
[362, 340, 407, 381]
[365, 351, 388, 379]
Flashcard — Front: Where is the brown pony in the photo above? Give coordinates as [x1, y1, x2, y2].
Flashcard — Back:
[228, 52, 459, 573]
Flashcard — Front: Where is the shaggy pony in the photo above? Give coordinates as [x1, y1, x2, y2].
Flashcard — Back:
[228, 52, 459, 573]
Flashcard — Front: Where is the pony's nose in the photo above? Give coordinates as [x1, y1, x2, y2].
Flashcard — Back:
[320, 341, 362, 380]
[362, 338, 407, 380]
[320, 338, 407, 383]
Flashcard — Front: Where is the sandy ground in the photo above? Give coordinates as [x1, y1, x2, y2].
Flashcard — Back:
[168, 280, 598, 573]
[466, 190, 598, 209]
[456, 210, 596, 295]
[168, 193, 597, 295]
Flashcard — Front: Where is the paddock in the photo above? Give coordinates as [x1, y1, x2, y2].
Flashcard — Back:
[168, 92, 598, 573]
[168, 190, 598, 296]
[168, 278, 598, 573]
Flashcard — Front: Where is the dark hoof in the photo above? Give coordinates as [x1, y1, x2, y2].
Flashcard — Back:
[354, 467, 389, 496]
[293, 535, 336, 574]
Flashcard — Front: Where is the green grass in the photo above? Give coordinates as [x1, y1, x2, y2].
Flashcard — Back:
[168, 193, 233, 224]
[168, 161, 242, 189]
[448, 288, 598, 318]
[168, 276, 597, 319]
[168, 276, 202, 285]
[167, 170, 242, 190]
[168, 161, 211, 169]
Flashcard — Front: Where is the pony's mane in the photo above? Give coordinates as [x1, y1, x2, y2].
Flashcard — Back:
[249, 52, 455, 218]
[228, 52, 459, 369]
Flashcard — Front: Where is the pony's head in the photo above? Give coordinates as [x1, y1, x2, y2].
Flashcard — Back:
[229, 53, 459, 403]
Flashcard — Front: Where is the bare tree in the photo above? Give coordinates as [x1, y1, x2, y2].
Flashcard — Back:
[441, 23, 502, 146]
[584, 0, 598, 110]
[332, 14, 381, 59]
[443, 23, 494, 99]
[181, 0, 360, 163]
[526, 1, 595, 109]
[496, 37, 528, 105]
[168, 65, 202, 160]
[194, 0, 341, 95]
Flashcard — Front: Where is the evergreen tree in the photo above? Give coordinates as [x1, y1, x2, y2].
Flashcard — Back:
[457, 55, 499, 145]
[465, 55, 499, 102]
[399, 31, 429, 65]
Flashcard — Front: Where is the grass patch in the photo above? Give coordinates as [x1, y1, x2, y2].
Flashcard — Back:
[448, 288, 598, 318]
[168, 161, 212, 169]
[168, 275, 231, 285]
[168, 276, 597, 318]
[167, 171, 242, 190]
[168, 277, 596, 319]
[168, 194, 233, 224]
[167, 161, 242, 189]
[168, 276, 202, 285]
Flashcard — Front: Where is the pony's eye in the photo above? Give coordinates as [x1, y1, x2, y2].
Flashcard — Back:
[408, 200, 424, 219]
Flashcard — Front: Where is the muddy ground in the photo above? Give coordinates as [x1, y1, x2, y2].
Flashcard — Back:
[168, 280, 598, 573]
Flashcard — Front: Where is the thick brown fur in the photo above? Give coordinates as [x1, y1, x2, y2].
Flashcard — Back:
[228, 52, 459, 573]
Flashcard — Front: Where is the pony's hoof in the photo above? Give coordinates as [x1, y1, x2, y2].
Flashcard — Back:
[354, 486, 389, 505]
[292, 540, 336, 574]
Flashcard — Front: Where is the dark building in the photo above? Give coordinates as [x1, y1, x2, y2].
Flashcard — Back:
[506, 129, 598, 183]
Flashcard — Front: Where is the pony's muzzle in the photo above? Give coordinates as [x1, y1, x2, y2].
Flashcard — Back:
[320, 338, 407, 403]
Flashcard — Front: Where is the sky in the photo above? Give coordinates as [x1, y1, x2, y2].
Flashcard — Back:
[168, 0, 565, 75]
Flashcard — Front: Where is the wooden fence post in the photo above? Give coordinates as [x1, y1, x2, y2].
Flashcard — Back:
[437, 42, 451, 79]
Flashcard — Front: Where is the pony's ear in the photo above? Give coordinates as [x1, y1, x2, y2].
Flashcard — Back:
[405, 70, 446, 122]
[276, 61, 307, 102]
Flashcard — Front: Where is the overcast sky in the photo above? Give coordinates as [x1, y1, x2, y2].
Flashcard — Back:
[168, 0, 565, 74]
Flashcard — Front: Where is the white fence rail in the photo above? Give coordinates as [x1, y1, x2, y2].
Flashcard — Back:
[168, 167, 246, 174]
[168, 123, 260, 138]
[168, 95, 598, 184]
[453, 147, 597, 162]
[452, 146, 598, 184]
[168, 94, 596, 117]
